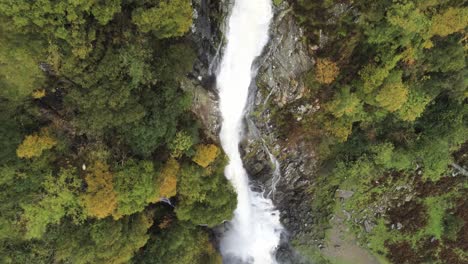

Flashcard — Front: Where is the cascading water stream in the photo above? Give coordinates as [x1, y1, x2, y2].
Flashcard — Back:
[217, 0, 283, 263]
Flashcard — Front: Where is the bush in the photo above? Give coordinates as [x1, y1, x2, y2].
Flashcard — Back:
[192, 144, 220, 168]
[315, 58, 339, 84]
[16, 130, 57, 159]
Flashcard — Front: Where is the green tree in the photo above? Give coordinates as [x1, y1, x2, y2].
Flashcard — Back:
[54, 213, 152, 264]
[175, 156, 236, 227]
[132, 0, 193, 38]
[412, 97, 467, 181]
[325, 88, 362, 118]
[114, 160, 158, 217]
[0, 0, 122, 58]
[64, 44, 149, 135]
[396, 88, 431, 121]
[0, 26, 45, 101]
[21, 168, 83, 239]
[430, 7, 468, 37]
[0, 106, 23, 163]
[119, 86, 191, 156]
[375, 71, 408, 112]
[136, 222, 222, 264]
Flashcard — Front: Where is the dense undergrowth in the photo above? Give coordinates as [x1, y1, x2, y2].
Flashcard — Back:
[285, 0, 467, 263]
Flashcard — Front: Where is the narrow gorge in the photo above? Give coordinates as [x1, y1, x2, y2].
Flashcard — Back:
[216, 0, 283, 263]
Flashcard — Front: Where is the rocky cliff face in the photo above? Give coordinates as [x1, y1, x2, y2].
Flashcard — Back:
[181, 0, 226, 141]
[242, 3, 319, 263]
[187, 1, 319, 263]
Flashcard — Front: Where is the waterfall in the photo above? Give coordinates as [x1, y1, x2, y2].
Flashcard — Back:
[217, 0, 283, 263]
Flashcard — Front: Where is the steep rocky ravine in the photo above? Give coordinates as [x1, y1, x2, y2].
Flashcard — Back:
[186, 0, 320, 263]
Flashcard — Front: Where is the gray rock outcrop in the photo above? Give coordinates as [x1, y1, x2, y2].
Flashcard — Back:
[241, 2, 319, 263]
[187, 1, 320, 263]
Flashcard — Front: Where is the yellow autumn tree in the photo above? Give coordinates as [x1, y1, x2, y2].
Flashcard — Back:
[158, 158, 179, 198]
[315, 58, 340, 84]
[430, 7, 468, 37]
[16, 130, 57, 158]
[82, 161, 117, 219]
[323, 118, 353, 142]
[192, 144, 220, 168]
[376, 72, 409, 112]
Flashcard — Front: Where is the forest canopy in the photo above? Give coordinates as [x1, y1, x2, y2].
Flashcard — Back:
[0, 1, 232, 263]
[287, 0, 467, 263]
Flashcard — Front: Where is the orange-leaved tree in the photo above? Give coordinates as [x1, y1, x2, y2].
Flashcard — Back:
[82, 161, 117, 219]
[315, 58, 340, 84]
[158, 158, 179, 198]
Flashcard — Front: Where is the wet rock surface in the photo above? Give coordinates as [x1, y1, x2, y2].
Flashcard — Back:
[241, 2, 319, 263]
[188, 1, 320, 262]
[183, 0, 227, 141]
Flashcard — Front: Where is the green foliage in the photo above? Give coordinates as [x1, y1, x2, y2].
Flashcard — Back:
[370, 142, 395, 169]
[0, 239, 53, 264]
[395, 88, 431, 121]
[292, 3, 468, 261]
[0, 0, 121, 58]
[423, 197, 446, 239]
[22, 168, 83, 239]
[444, 214, 464, 241]
[0, 0, 222, 262]
[359, 55, 401, 94]
[114, 160, 158, 217]
[424, 36, 465, 73]
[325, 86, 362, 118]
[291, 239, 332, 264]
[375, 71, 408, 112]
[430, 7, 468, 37]
[176, 155, 236, 227]
[119, 87, 192, 156]
[64, 44, 149, 134]
[273, 0, 283, 7]
[414, 97, 467, 181]
[132, 0, 193, 38]
[0, 27, 45, 101]
[136, 223, 222, 264]
[54, 213, 152, 264]
[156, 43, 197, 81]
[367, 220, 398, 255]
[0, 107, 23, 163]
[169, 131, 194, 158]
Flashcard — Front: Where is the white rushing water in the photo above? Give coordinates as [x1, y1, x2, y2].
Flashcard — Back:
[217, 0, 283, 263]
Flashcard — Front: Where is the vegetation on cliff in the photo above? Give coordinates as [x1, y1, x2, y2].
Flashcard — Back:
[287, 0, 467, 263]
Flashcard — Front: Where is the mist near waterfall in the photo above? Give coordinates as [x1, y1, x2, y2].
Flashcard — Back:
[217, 0, 283, 263]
